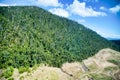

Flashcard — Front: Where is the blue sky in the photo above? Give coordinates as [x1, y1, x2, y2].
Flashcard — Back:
[0, 0, 120, 39]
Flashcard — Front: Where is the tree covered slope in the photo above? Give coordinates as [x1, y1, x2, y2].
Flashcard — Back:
[110, 40, 120, 47]
[0, 6, 119, 68]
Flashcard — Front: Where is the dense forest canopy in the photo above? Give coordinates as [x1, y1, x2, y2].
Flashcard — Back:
[0, 6, 120, 68]
[110, 40, 120, 47]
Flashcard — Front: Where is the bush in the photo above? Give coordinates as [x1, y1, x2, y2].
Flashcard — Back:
[20, 76, 24, 80]
[2, 66, 14, 78]
[18, 66, 30, 74]
[8, 77, 14, 80]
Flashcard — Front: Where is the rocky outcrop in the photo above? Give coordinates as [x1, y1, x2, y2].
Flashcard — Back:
[81, 62, 89, 72]
[61, 48, 120, 80]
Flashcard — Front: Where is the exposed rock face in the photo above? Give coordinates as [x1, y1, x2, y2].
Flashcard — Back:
[61, 62, 83, 79]
[81, 62, 89, 72]
[60, 48, 120, 80]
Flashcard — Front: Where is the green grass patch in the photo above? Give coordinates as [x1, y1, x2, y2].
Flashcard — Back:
[90, 73, 115, 80]
[88, 62, 98, 71]
[107, 60, 120, 68]
[104, 66, 118, 71]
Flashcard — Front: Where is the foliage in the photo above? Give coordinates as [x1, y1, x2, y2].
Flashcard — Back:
[20, 76, 24, 80]
[111, 40, 120, 46]
[8, 77, 14, 80]
[18, 66, 30, 73]
[0, 6, 120, 69]
[1, 66, 14, 78]
[104, 66, 118, 71]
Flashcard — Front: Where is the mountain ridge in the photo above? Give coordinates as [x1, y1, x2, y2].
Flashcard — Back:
[0, 6, 120, 69]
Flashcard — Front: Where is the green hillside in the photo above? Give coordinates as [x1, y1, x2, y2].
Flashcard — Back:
[0, 6, 119, 69]
[111, 40, 120, 46]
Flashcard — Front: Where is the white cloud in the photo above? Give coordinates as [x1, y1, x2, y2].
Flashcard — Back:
[77, 19, 85, 23]
[49, 8, 69, 17]
[0, 3, 16, 6]
[90, 27, 120, 39]
[0, 3, 9, 6]
[97, 31, 120, 39]
[83, 0, 98, 2]
[67, 0, 106, 17]
[35, 0, 62, 7]
[110, 4, 120, 13]
[100, 6, 107, 10]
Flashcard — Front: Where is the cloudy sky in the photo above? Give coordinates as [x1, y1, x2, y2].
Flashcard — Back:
[0, 0, 120, 39]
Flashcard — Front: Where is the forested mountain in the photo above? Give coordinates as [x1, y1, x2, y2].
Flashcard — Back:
[110, 40, 120, 47]
[0, 6, 119, 69]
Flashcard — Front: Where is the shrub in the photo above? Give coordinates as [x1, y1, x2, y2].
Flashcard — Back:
[8, 77, 14, 80]
[18, 66, 30, 74]
[2, 66, 14, 78]
[20, 76, 24, 80]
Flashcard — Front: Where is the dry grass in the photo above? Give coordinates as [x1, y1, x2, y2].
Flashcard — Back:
[11, 66, 73, 80]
